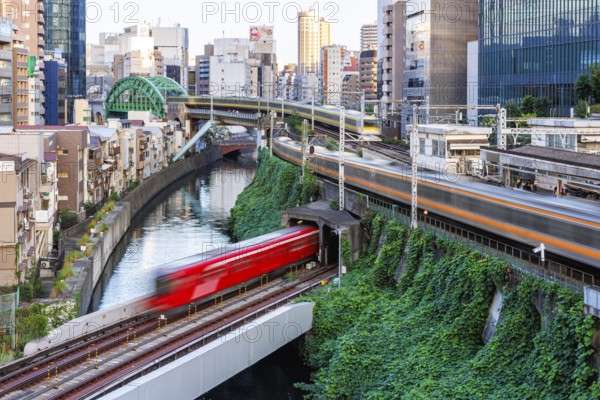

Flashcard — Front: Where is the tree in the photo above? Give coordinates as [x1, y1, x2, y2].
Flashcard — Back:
[590, 64, 600, 103]
[575, 100, 590, 119]
[533, 97, 549, 117]
[520, 95, 536, 115]
[575, 73, 592, 101]
[505, 101, 521, 118]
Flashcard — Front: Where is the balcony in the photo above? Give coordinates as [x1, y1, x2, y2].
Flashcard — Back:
[35, 210, 53, 224]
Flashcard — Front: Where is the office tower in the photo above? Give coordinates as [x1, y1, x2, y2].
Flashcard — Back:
[479, 0, 600, 116]
[44, 0, 86, 121]
[298, 9, 331, 76]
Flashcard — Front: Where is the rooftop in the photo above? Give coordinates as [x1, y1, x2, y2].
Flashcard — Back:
[484, 145, 600, 169]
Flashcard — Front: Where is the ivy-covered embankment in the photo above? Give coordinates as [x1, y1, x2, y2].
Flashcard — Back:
[299, 214, 600, 399]
[227, 152, 599, 399]
[228, 150, 318, 241]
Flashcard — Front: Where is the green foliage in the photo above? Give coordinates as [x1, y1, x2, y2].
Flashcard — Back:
[533, 96, 549, 117]
[590, 64, 600, 103]
[77, 235, 92, 247]
[324, 137, 339, 151]
[101, 223, 109, 233]
[83, 201, 99, 213]
[59, 209, 78, 230]
[15, 304, 49, 348]
[57, 265, 75, 280]
[575, 100, 590, 119]
[521, 95, 536, 115]
[575, 73, 593, 101]
[370, 221, 406, 288]
[109, 192, 121, 202]
[590, 104, 600, 113]
[298, 217, 598, 399]
[505, 100, 521, 118]
[228, 149, 319, 241]
[129, 180, 141, 190]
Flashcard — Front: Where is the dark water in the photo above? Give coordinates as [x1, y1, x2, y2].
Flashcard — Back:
[201, 339, 311, 400]
[98, 155, 311, 397]
[99, 157, 256, 308]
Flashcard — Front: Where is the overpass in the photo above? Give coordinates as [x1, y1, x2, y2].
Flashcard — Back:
[167, 95, 382, 139]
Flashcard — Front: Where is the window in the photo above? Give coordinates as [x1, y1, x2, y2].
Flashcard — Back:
[58, 172, 68, 178]
[419, 138, 425, 155]
[59, 149, 69, 155]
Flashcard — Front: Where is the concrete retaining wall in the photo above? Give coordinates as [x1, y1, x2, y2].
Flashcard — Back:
[102, 302, 315, 400]
[24, 297, 146, 356]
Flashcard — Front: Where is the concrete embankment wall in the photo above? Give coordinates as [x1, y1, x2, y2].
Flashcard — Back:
[26, 149, 223, 354]
[102, 303, 315, 400]
[74, 147, 222, 316]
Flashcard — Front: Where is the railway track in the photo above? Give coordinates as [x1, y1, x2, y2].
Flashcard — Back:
[311, 126, 412, 164]
[0, 266, 335, 400]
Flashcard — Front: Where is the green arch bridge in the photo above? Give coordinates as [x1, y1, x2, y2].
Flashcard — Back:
[104, 76, 188, 119]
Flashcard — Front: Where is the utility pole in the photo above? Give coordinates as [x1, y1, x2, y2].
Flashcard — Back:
[496, 104, 507, 150]
[301, 119, 308, 184]
[339, 106, 345, 212]
[411, 104, 419, 229]
[269, 110, 275, 157]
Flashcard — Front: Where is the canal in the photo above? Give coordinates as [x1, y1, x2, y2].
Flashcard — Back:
[97, 156, 310, 399]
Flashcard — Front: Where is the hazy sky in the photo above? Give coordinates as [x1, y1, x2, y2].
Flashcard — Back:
[86, 0, 377, 66]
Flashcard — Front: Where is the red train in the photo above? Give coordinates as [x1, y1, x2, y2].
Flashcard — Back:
[146, 225, 320, 311]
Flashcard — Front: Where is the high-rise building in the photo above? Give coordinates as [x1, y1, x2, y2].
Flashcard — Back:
[28, 56, 45, 125]
[403, 0, 478, 106]
[12, 35, 29, 127]
[153, 25, 189, 87]
[0, 19, 13, 126]
[360, 50, 378, 102]
[42, 50, 67, 125]
[377, 0, 394, 98]
[298, 10, 330, 76]
[115, 24, 164, 80]
[1, 0, 45, 57]
[479, 0, 600, 116]
[45, 0, 86, 121]
[360, 22, 378, 52]
[321, 45, 346, 105]
[195, 53, 211, 96]
[381, 1, 406, 101]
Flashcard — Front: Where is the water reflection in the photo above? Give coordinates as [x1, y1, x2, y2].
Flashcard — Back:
[99, 158, 256, 309]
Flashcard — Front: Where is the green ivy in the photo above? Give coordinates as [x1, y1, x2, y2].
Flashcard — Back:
[298, 217, 598, 399]
[228, 149, 319, 241]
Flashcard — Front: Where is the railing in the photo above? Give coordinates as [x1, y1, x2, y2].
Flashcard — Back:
[353, 190, 593, 292]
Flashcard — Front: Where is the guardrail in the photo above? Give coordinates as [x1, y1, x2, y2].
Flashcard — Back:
[362, 193, 593, 292]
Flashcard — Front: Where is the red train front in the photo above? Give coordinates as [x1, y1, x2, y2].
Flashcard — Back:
[146, 225, 319, 311]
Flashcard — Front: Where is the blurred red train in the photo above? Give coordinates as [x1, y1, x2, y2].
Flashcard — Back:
[146, 225, 319, 311]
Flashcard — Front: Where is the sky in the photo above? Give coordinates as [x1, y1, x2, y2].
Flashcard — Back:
[86, 0, 377, 66]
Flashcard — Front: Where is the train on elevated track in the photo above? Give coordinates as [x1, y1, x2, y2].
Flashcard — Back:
[169, 96, 381, 137]
[146, 225, 319, 311]
[274, 137, 600, 268]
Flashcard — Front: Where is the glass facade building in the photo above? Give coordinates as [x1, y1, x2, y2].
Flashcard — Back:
[44, 0, 86, 122]
[479, 0, 600, 116]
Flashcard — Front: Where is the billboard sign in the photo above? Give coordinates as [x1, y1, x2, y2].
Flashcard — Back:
[250, 26, 274, 42]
